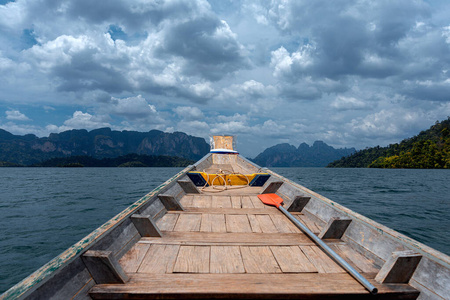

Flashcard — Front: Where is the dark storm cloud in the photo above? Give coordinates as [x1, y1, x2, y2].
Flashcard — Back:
[157, 15, 249, 81]
[269, 0, 431, 79]
[52, 49, 132, 93]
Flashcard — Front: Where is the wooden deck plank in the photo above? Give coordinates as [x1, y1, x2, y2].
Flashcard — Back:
[179, 195, 194, 207]
[211, 195, 232, 208]
[249, 195, 266, 209]
[230, 196, 242, 208]
[210, 246, 245, 273]
[226, 214, 252, 233]
[255, 214, 279, 233]
[179, 208, 281, 215]
[300, 245, 345, 273]
[240, 246, 282, 273]
[173, 214, 202, 232]
[119, 243, 151, 273]
[200, 214, 226, 233]
[173, 246, 210, 273]
[241, 196, 254, 208]
[90, 273, 420, 299]
[248, 214, 263, 233]
[201, 186, 262, 195]
[270, 246, 317, 273]
[270, 214, 301, 233]
[139, 232, 331, 246]
[192, 195, 211, 208]
[156, 213, 179, 232]
[138, 244, 180, 274]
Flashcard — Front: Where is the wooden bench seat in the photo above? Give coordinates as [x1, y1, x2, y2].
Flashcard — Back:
[89, 273, 419, 299]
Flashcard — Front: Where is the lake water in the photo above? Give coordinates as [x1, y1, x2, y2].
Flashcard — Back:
[1, 167, 449, 293]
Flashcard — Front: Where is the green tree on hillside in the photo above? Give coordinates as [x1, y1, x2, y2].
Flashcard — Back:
[328, 117, 450, 169]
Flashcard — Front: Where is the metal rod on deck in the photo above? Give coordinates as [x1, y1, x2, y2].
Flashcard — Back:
[258, 194, 378, 295]
[278, 206, 378, 294]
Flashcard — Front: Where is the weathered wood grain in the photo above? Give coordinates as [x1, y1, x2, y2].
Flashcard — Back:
[173, 246, 210, 273]
[318, 218, 352, 239]
[230, 196, 242, 208]
[158, 194, 184, 211]
[139, 232, 323, 246]
[156, 214, 179, 232]
[82, 250, 128, 284]
[131, 214, 162, 237]
[300, 246, 345, 274]
[331, 244, 379, 274]
[247, 214, 263, 233]
[270, 246, 317, 273]
[226, 214, 252, 233]
[287, 195, 311, 212]
[173, 214, 202, 232]
[241, 196, 254, 208]
[261, 181, 284, 194]
[179, 194, 194, 207]
[89, 273, 420, 299]
[240, 246, 282, 273]
[178, 179, 200, 194]
[119, 243, 151, 273]
[191, 195, 212, 208]
[255, 214, 278, 233]
[138, 244, 180, 274]
[211, 195, 232, 208]
[270, 214, 301, 233]
[210, 246, 245, 273]
[200, 213, 227, 233]
[375, 251, 422, 284]
[250, 196, 266, 209]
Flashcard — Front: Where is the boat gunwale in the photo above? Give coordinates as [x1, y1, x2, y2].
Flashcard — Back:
[238, 156, 450, 269]
[0, 163, 197, 300]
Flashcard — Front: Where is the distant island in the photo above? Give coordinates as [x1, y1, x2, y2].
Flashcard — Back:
[252, 141, 355, 167]
[328, 117, 450, 168]
[0, 127, 209, 166]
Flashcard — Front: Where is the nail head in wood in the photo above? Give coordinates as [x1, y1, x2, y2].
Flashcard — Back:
[131, 214, 162, 237]
[82, 250, 128, 284]
[318, 217, 352, 239]
[158, 194, 184, 211]
[178, 179, 200, 194]
[375, 251, 422, 284]
[261, 181, 283, 194]
[287, 195, 311, 212]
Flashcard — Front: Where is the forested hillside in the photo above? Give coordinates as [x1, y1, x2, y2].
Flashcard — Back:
[252, 141, 355, 167]
[0, 128, 209, 165]
[328, 118, 450, 168]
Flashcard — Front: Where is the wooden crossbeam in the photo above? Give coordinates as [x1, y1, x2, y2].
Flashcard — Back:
[131, 214, 162, 237]
[375, 251, 422, 283]
[178, 179, 200, 194]
[287, 195, 311, 212]
[82, 250, 128, 284]
[318, 217, 352, 239]
[261, 181, 283, 194]
[158, 194, 184, 211]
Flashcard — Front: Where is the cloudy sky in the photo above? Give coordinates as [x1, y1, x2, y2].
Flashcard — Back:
[1, 0, 450, 157]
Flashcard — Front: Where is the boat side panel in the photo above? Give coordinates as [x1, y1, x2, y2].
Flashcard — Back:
[137, 197, 167, 222]
[23, 257, 93, 300]
[235, 155, 260, 173]
[194, 154, 213, 172]
[90, 218, 140, 259]
[411, 257, 450, 300]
